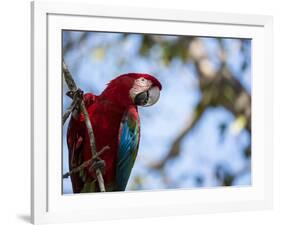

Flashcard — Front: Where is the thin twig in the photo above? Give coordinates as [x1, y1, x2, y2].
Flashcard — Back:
[63, 61, 77, 90]
[62, 95, 80, 124]
[62, 146, 109, 179]
[62, 61, 107, 192]
[150, 101, 206, 170]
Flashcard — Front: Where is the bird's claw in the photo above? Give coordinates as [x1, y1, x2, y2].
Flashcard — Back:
[90, 159, 106, 174]
[66, 88, 84, 99]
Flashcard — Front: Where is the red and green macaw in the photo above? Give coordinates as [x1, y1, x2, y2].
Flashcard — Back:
[67, 73, 162, 192]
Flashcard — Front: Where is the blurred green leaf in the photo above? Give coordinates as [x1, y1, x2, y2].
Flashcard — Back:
[230, 115, 247, 135]
[91, 47, 106, 61]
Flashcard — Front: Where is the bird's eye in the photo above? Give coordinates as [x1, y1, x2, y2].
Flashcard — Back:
[140, 78, 145, 82]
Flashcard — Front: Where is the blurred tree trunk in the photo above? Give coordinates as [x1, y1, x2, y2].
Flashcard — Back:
[151, 38, 251, 173]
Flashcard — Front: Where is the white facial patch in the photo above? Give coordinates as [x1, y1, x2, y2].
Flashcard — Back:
[129, 77, 152, 100]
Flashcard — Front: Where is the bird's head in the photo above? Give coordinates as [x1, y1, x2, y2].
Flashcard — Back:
[101, 73, 162, 108]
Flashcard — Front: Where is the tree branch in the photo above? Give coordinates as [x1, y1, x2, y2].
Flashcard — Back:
[151, 101, 206, 170]
[62, 61, 106, 192]
[63, 145, 109, 179]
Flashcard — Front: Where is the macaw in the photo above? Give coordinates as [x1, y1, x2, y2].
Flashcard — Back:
[66, 73, 162, 193]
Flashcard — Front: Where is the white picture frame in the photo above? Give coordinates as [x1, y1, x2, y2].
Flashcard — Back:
[31, 1, 273, 224]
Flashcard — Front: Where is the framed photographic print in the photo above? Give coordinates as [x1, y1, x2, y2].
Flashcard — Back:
[31, 1, 273, 224]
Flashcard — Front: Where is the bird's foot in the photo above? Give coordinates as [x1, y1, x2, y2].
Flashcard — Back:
[66, 88, 84, 99]
[90, 159, 106, 174]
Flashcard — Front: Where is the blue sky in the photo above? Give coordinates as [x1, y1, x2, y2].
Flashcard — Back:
[62, 31, 251, 193]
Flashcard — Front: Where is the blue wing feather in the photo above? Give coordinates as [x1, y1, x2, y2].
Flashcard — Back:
[116, 106, 140, 191]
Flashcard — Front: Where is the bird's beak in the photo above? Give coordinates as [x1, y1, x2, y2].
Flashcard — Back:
[134, 86, 160, 106]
